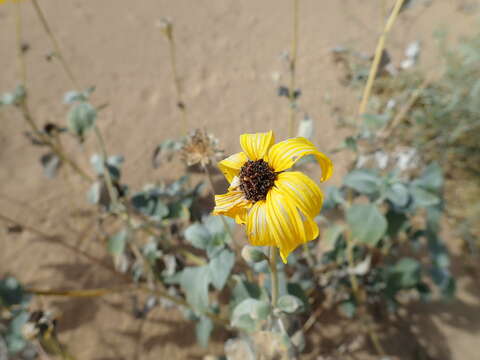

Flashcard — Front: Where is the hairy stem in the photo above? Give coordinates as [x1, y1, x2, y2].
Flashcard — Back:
[269, 246, 279, 307]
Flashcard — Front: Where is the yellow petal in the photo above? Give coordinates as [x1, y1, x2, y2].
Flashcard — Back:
[240, 131, 275, 161]
[275, 172, 324, 218]
[213, 190, 250, 223]
[246, 201, 275, 246]
[266, 137, 333, 182]
[303, 215, 319, 241]
[265, 187, 306, 263]
[218, 152, 248, 183]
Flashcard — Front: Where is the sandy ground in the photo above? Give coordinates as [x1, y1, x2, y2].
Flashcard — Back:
[1, 0, 480, 359]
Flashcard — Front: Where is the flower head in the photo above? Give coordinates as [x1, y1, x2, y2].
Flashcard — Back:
[180, 129, 224, 167]
[213, 131, 333, 263]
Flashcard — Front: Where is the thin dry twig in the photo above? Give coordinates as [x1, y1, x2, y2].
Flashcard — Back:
[358, 0, 406, 117]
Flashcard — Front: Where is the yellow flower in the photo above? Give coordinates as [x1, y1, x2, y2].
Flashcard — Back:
[213, 131, 333, 263]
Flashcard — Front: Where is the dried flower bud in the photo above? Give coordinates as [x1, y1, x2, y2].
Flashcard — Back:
[180, 129, 223, 167]
[158, 18, 173, 40]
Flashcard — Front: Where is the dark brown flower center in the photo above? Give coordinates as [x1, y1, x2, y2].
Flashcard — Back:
[239, 159, 276, 202]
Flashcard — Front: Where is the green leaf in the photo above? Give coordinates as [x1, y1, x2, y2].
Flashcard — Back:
[386, 211, 408, 238]
[231, 299, 270, 332]
[347, 204, 387, 245]
[6, 310, 29, 353]
[385, 182, 409, 207]
[0, 85, 26, 106]
[323, 224, 345, 249]
[195, 316, 213, 348]
[90, 154, 123, 180]
[108, 229, 128, 255]
[343, 169, 382, 195]
[323, 186, 344, 209]
[231, 278, 267, 307]
[339, 299, 356, 318]
[413, 162, 443, 192]
[276, 294, 304, 314]
[209, 249, 235, 290]
[130, 190, 169, 220]
[411, 186, 440, 207]
[184, 223, 211, 250]
[0, 277, 30, 307]
[388, 257, 421, 289]
[179, 266, 211, 311]
[362, 113, 389, 130]
[67, 102, 97, 137]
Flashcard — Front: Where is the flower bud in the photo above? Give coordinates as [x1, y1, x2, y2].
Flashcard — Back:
[241, 245, 267, 263]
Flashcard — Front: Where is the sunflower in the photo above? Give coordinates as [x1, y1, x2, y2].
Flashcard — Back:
[213, 131, 333, 263]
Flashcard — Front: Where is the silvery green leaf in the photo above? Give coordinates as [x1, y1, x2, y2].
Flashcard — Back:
[412, 162, 443, 192]
[184, 223, 211, 250]
[67, 102, 96, 137]
[276, 294, 304, 314]
[348, 255, 371, 275]
[323, 186, 345, 209]
[40, 152, 61, 178]
[347, 204, 387, 245]
[385, 182, 409, 207]
[86, 181, 101, 204]
[297, 116, 314, 140]
[204, 214, 234, 237]
[1, 85, 26, 106]
[179, 266, 211, 311]
[0, 277, 30, 307]
[195, 316, 213, 348]
[324, 224, 345, 249]
[231, 298, 270, 331]
[339, 300, 356, 318]
[130, 191, 169, 220]
[362, 113, 389, 130]
[387, 257, 421, 289]
[411, 186, 440, 207]
[108, 229, 128, 255]
[343, 169, 382, 195]
[5, 310, 29, 353]
[209, 249, 235, 290]
[63, 91, 85, 103]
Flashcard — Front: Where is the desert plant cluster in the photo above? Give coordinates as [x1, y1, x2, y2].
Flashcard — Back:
[1, 0, 479, 359]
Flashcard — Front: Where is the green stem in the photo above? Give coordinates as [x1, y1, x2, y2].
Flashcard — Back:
[31, 0, 79, 89]
[269, 246, 279, 307]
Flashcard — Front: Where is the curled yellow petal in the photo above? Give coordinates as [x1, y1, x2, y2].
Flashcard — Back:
[218, 152, 248, 183]
[213, 190, 250, 224]
[266, 137, 333, 182]
[240, 131, 275, 161]
[246, 201, 275, 246]
[274, 171, 323, 218]
[265, 187, 306, 263]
